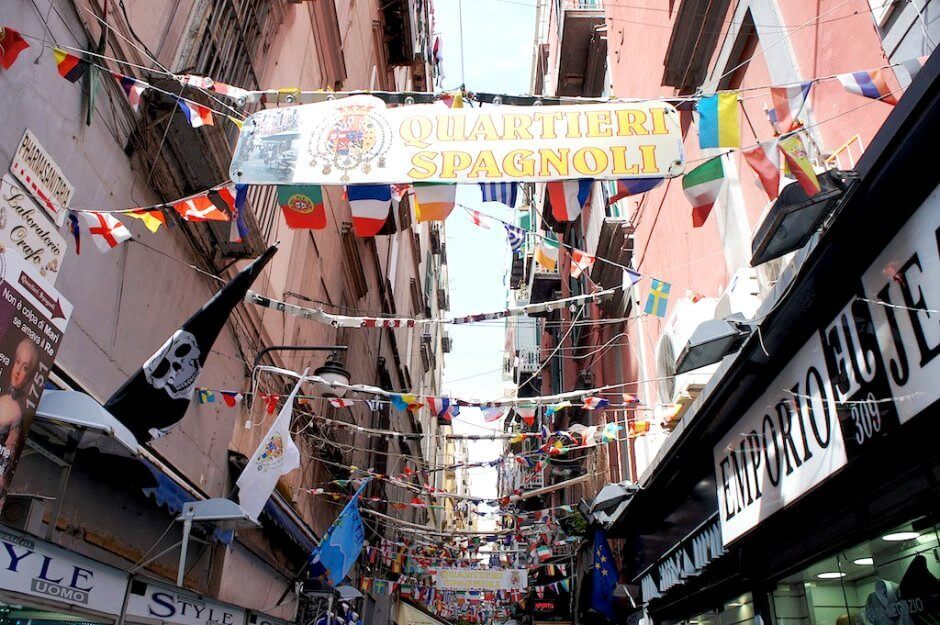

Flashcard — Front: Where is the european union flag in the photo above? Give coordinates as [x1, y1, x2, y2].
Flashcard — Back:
[591, 529, 618, 622]
[644, 278, 671, 318]
[308, 479, 370, 587]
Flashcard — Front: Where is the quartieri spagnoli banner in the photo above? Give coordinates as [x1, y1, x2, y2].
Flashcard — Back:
[230, 95, 684, 185]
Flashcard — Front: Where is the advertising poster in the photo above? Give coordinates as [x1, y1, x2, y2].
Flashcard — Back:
[0, 247, 72, 507]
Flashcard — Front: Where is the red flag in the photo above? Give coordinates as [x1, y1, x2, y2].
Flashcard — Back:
[742, 141, 781, 200]
[0, 27, 30, 70]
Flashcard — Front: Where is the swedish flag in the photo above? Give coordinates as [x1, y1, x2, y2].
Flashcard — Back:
[644, 278, 671, 318]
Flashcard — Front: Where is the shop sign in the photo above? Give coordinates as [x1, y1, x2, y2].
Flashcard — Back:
[714, 188, 939, 546]
[126, 580, 247, 625]
[230, 95, 684, 186]
[432, 567, 527, 591]
[639, 518, 725, 603]
[0, 525, 128, 613]
[0, 175, 67, 283]
[0, 249, 72, 508]
[9, 130, 73, 227]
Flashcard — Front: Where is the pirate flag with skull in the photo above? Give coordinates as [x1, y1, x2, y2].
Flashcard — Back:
[105, 247, 276, 442]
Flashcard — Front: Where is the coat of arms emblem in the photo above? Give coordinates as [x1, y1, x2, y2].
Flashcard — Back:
[308, 101, 392, 182]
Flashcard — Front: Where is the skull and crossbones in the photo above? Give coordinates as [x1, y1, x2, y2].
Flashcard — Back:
[143, 330, 201, 400]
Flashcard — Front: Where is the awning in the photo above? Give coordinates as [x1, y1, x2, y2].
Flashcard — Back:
[33, 390, 320, 547]
[262, 495, 318, 553]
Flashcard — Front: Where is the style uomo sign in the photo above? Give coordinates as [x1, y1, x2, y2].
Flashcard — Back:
[230, 95, 684, 185]
[0, 526, 128, 614]
[127, 580, 247, 625]
[714, 187, 939, 545]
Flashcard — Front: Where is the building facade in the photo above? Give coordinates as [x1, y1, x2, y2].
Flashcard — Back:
[0, 2, 446, 625]
[520, 1, 939, 623]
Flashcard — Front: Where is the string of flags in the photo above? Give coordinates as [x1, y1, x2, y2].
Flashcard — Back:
[0, 26, 929, 259]
[245, 287, 616, 328]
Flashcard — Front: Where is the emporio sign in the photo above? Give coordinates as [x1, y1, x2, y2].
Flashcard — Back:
[714, 187, 939, 546]
[230, 95, 684, 185]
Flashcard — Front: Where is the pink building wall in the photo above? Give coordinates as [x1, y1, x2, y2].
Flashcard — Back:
[600, 0, 898, 476]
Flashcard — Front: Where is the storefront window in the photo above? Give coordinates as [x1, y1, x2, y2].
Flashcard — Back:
[0, 603, 108, 625]
[771, 519, 940, 625]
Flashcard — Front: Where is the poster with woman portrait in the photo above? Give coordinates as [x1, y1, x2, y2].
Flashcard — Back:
[0, 246, 71, 508]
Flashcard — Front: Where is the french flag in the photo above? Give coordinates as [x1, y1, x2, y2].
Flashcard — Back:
[837, 69, 897, 105]
[346, 184, 391, 237]
[426, 396, 452, 417]
[548, 179, 592, 222]
[608, 178, 663, 204]
[177, 98, 214, 127]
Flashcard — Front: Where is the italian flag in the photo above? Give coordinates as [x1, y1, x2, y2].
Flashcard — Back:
[682, 156, 725, 228]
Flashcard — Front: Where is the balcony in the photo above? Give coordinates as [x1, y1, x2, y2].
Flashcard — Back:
[590, 220, 635, 317]
[557, 0, 606, 97]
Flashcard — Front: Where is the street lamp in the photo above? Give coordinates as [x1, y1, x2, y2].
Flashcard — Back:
[313, 352, 352, 398]
[252, 345, 350, 397]
[590, 480, 640, 529]
[750, 169, 851, 266]
[675, 316, 752, 375]
[176, 499, 257, 586]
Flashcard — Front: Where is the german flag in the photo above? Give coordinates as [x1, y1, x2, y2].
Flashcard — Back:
[53, 47, 88, 82]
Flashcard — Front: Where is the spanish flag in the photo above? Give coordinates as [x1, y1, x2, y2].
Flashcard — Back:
[778, 134, 820, 196]
[54, 47, 88, 83]
[125, 209, 166, 233]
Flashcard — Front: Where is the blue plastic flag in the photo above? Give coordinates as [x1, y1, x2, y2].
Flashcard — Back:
[308, 479, 370, 587]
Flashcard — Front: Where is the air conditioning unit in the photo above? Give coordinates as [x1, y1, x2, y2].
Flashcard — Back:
[715, 268, 762, 321]
[654, 297, 719, 404]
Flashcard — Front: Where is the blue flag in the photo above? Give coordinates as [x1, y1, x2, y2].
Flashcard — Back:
[308, 479, 370, 586]
[591, 529, 618, 621]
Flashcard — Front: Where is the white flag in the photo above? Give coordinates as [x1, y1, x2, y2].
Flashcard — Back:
[237, 376, 303, 519]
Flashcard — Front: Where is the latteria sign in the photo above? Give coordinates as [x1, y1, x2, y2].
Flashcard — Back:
[0, 525, 128, 614]
[714, 187, 939, 546]
[432, 567, 528, 591]
[230, 95, 684, 185]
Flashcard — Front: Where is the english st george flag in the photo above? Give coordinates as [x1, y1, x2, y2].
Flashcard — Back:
[105, 247, 277, 441]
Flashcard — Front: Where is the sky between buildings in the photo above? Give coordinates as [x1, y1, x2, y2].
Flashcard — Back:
[438, 0, 537, 513]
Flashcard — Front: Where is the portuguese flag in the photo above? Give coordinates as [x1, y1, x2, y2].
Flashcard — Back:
[276, 185, 326, 230]
[54, 47, 88, 83]
[682, 156, 726, 228]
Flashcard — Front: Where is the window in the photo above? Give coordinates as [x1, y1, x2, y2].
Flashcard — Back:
[770, 518, 940, 625]
[308, 0, 347, 87]
[341, 227, 369, 301]
[192, 0, 285, 90]
[868, 0, 898, 27]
